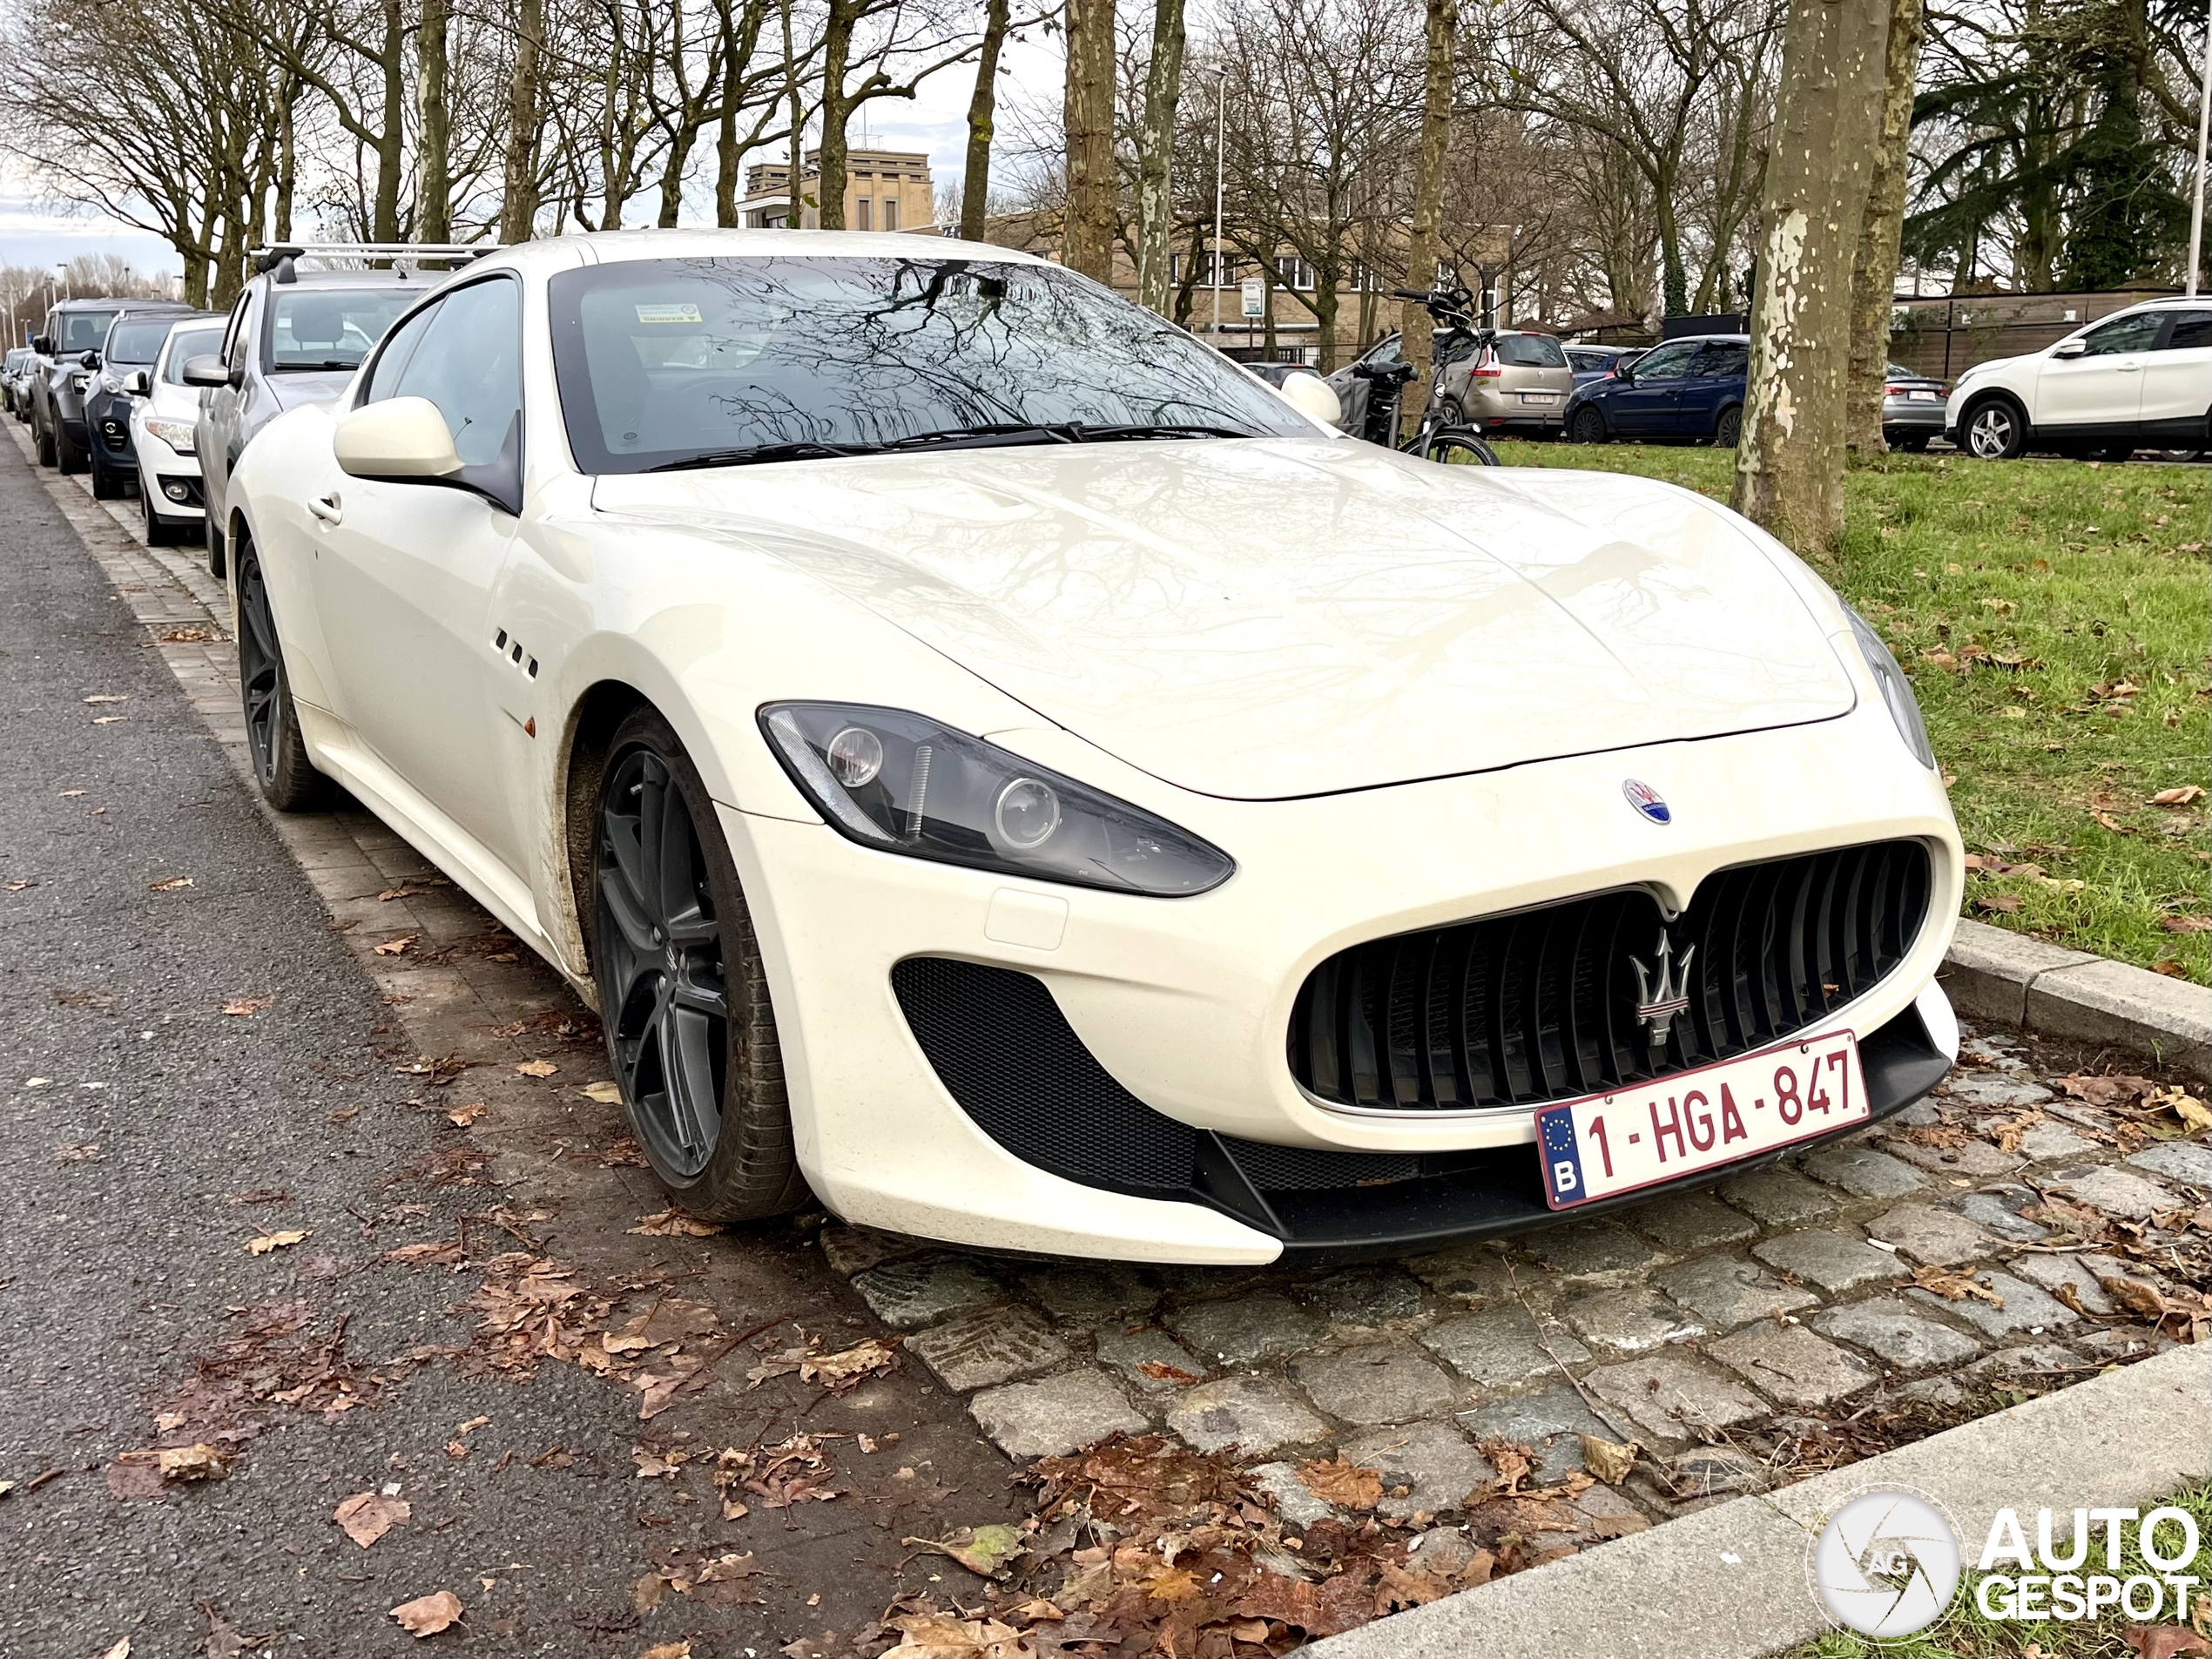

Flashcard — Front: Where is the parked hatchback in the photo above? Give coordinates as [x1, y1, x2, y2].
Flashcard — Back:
[188, 259, 428, 576]
[132, 317, 229, 544]
[85, 308, 219, 499]
[1564, 334, 1748, 446]
[1436, 330, 1575, 435]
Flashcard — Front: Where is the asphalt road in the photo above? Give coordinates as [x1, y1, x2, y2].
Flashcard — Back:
[0, 442, 1022, 1656]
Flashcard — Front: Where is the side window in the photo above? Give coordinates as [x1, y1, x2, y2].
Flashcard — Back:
[1371, 334, 1403, 367]
[2158, 312, 2212, 351]
[1633, 341, 1697, 381]
[392, 278, 521, 468]
[1695, 342, 1749, 378]
[364, 301, 442, 405]
[2078, 311, 2163, 356]
[221, 294, 253, 368]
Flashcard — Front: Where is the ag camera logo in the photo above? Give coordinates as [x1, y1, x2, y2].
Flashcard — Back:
[1809, 1487, 1964, 1639]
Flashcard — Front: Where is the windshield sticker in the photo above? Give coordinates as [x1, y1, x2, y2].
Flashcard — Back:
[635, 303, 703, 324]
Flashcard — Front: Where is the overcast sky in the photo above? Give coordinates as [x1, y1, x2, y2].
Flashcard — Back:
[0, 32, 1062, 279]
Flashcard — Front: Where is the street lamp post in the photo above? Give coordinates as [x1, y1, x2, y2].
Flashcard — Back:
[1211, 65, 1227, 346]
[2189, 0, 2212, 296]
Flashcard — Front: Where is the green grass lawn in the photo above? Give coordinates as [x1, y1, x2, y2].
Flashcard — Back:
[1493, 441, 2211, 984]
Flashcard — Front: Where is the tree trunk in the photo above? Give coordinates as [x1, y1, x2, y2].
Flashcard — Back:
[1133, 0, 1186, 310]
[960, 0, 1012, 240]
[499, 0, 545, 242]
[1061, 0, 1117, 280]
[1845, 0, 1923, 458]
[275, 78, 298, 241]
[371, 0, 406, 241]
[818, 0, 856, 229]
[417, 0, 452, 241]
[782, 0, 806, 224]
[1397, 0, 1458, 442]
[1656, 185, 1688, 319]
[1730, 0, 1891, 568]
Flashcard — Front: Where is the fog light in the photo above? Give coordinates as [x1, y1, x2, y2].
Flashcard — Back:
[163, 481, 191, 502]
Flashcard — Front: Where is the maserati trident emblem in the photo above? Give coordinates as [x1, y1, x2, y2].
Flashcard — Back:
[1630, 933, 1696, 1048]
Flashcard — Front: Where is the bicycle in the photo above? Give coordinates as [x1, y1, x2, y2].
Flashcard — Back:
[1342, 287, 1501, 467]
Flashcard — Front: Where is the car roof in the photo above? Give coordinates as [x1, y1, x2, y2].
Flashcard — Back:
[260, 268, 444, 288]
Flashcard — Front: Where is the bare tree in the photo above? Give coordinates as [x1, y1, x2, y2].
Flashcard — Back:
[961, 0, 1014, 239]
[1732, 0, 1891, 564]
[1848, 0, 1927, 455]
[1132, 0, 1186, 308]
[1398, 0, 1456, 437]
[1063, 0, 1117, 277]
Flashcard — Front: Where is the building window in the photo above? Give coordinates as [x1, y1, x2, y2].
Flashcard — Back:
[857, 199, 872, 231]
[1280, 256, 1315, 291]
[882, 196, 899, 231]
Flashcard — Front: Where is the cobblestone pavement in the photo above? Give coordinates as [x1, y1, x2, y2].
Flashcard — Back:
[17, 419, 2207, 1615]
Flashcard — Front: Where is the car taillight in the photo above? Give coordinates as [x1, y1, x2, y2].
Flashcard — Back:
[1474, 349, 1502, 380]
[1885, 385, 1905, 395]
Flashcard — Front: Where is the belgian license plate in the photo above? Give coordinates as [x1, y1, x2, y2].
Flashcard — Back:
[1521, 392, 1558, 404]
[1536, 1033, 1865, 1210]
[1908, 389, 1939, 401]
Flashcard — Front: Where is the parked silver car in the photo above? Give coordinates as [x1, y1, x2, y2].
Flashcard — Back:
[1434, 330, 1577, 435]
[187, 257, 428, 576]
[1881, 362, 1948, 452]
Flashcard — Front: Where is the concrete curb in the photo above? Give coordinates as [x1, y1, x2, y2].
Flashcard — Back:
[1306, 1345, 2208, 1658]
[1940, 918, 2212, 1080]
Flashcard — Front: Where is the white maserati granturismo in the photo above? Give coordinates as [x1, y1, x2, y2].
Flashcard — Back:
[222, 230, 1962, 1264]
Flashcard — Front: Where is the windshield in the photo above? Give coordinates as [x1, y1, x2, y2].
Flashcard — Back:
[266, 287, 415, 371]
[105, 316, 180, 366]
[162, 324, 226, 384]
[58, 309, 122, 353]
[548, 255, 1311, 473]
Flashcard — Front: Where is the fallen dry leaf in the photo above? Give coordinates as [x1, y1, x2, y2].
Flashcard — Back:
[2153, 786, 2206, 806]
[1576, 1433, 1640, 1486]
[96, 1640, 131, 1659]
[903, 1523, 1026, 1579]
[246, 1229, 311, 1256]
[84, 694, 129, 705]
[801, 1338, 898, 1393]
[581, 1079, 624, 1104]
[627, 1207, 722, 1238]
[2152, 1087, 2212, 1134]
[334, 1491, 411, 1548]
[157, 1444, 230, 1480]
[446, 1103, 487, 1127]
[389, 1589, 463, 1638]
[882, 1613, 1032, 1658]
[515, 1059, 559, 1077]
[1908, 1264, 2004, 1307]
[639, 1644, 693, 1659]
[1298, 1454, 1384, 1509]
[1135, 1359, 1203, 1386]
[373, 935, 418, 956]
[2163, 916, 2212, 934]
[2126, 1623, 2212, 1658]
[220, 996, 273, 1017]
[148, 876, 193, 892]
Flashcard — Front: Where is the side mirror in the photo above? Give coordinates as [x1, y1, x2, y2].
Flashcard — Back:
[2052, 339, 2087, 359]
[126, 370, 150, 396]
[1278, 369, 1343, 428]
[181, 354, 231, 388]
[30, 334, 52, 355]
[79, 350, 101, 369]
[334, 395, 461, 480]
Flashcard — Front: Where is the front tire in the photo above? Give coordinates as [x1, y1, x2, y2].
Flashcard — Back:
[1714, 405, 1743, 448]
[1963, 396, 2027, 460]
[35, 416, 57, 468]
[56, 428, 88, 475]
[205, 512, 226, 579]
[91, 458, 123, 500]
[1569, 404, 1608, 445]
[591, 707, 806, 1221]
[233, 538, 328, 811]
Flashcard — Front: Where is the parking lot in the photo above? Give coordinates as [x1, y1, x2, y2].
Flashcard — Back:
[4, 416, 2205, 1655]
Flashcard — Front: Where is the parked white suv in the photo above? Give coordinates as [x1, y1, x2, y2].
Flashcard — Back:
[1946, 298, 2212, 460]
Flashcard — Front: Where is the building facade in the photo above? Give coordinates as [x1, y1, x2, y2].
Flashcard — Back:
[737, 149, 938, 233]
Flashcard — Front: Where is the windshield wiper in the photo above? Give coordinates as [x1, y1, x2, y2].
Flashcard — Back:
[878, 421, 1262, 454]
[647, 440, 874, 472]
[274, 361, 361, 372]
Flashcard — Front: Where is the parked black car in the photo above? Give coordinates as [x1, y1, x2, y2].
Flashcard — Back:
[84, 309, 219, 499]
[1563, 334, 1749, 446]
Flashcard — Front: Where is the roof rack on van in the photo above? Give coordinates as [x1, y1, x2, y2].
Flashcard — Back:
[251, 243, 496, 282]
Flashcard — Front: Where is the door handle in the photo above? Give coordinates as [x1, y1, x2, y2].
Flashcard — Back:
[2116, 362, 2141, 372]
[309, 493, 342, 525]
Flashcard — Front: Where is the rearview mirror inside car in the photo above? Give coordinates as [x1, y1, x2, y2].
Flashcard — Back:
[1278, 369, 1343, 428]
[2052, 339, 2086, 359]
[334, 396, 462, 481]
[181, 354, 232, 388]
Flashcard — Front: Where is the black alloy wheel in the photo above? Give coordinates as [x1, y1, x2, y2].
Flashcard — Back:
[1714, 406, 1743, 448]
[234, 543, 326, 810]
[1569, 404, 1608, 445]
[591, 709, 805, 1218]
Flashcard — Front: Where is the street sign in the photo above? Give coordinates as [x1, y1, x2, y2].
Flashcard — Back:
[1240, 277, 1264, 319]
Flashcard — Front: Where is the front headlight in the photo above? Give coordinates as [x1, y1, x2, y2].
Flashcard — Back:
[143, 416, 196, 455]
[761, 702, 1235, 895]
[1848, 608, 1936, 770]
[98, 374, 125, 395]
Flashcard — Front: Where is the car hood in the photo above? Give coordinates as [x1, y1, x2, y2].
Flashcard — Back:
[267, 371, 358, 413]
[592, 441, 1856, 800]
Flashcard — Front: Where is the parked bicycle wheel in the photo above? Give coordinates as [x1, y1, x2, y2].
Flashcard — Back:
[1421, 429, 1501, 466]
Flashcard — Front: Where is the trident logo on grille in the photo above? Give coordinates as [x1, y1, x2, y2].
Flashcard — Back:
[1629, 933, 1696, 1048]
